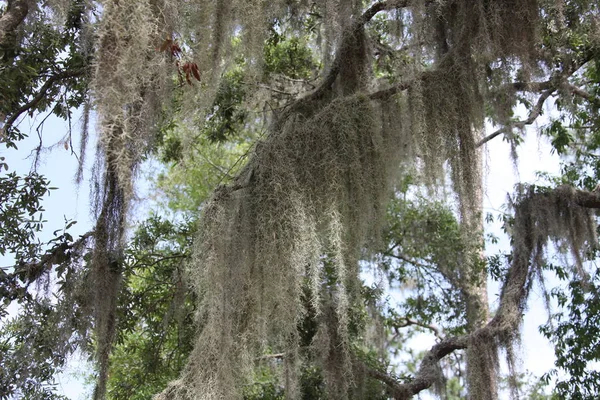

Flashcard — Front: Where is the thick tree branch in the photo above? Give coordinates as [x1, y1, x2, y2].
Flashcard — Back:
[364, 335, 468, 399]
[0, 0, 29, 50]
[284, 0, 410, 113]
[571, 186, 600, 208]
[368, 80, 413, 100]
[564, 83, 598, 103]
[3, 68, 85, 133]
[508, 80, 553, 92]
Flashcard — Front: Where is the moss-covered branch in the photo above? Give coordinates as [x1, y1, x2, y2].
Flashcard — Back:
[0, 0, 29, 51]
[367, 185, 600, 399]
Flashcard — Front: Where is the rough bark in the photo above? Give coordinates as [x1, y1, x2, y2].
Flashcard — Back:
[460, 145, 497, 400]
[0, 0, 29, 53]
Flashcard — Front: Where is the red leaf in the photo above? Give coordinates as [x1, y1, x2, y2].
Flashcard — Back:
[191, 63, 201, 81]
[171, 43, 182, 57]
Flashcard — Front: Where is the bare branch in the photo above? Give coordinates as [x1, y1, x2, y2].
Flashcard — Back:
[242, 81, 295, 96]
[394, 316, 442, 339]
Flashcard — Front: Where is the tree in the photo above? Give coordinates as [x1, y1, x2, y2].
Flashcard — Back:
[1, 1, 600, 399]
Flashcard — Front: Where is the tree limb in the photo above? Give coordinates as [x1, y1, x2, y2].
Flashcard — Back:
[14, 231, 94, 285]
[365, 185, 600, 399]
[477, 88, 553, 147]
[364, 335, 469, 399]
[368, 80, 413, 100]
[479, 46, 599, 147]
[564, 83, 597, 103]
[571, 186, 600, 208]
[3, 68, 85, 134]
[393, 316, 442, 339]
[282, 0, 411, 114]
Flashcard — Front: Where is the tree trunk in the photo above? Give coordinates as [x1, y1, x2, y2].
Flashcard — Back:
[460, 144, 497, 400]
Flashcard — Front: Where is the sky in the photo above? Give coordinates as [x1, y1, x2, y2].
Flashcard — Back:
[0, 106, 576, 399]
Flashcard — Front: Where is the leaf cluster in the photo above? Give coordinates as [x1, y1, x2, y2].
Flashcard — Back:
[540, 269, 600, 399]
[106, 216, 196, 399]
[0, 172, 51, 261]
[0, 0, 89, 143]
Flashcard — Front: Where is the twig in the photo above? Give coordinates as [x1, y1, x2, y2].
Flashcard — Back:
[242, 81, 294, 96]
[394, 316, 442, 339]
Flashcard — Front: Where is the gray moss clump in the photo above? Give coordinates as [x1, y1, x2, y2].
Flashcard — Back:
[155, 94, 403, 399]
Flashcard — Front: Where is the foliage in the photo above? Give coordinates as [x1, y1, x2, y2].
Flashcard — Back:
[203, 67, 249, 143]
[540, 269, 600, 399]
[263, 29, 317, 80]
[106, 216, 196, 399]
[0, 0, 89, 146]
[380, 190, 467, 331]
[0, 299, 72, 400]
[0, 171, 52, 261]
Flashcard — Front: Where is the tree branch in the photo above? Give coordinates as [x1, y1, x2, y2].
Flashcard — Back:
[2, 68, 85, 134]
[14, 231, 94, 285]
[477, 88, 553, 147]
[368, 80, 413, 100]
[479, 45, 599, 147]
[571, 186, 600, 208]
[393, 316, 442, 339]
[284, 0, 411, 112]
[564, 83, 597, 103]
[365, 185, 600, 399]
[364, 335, 469, 399]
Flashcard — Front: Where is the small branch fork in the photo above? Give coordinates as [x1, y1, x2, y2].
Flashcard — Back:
[393, 315, 442, 339]
[477, 51, 600, 147]
[477, 88, 554, 147]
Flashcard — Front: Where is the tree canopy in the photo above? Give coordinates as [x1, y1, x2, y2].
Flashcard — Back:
[1, 0, 600, 399]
